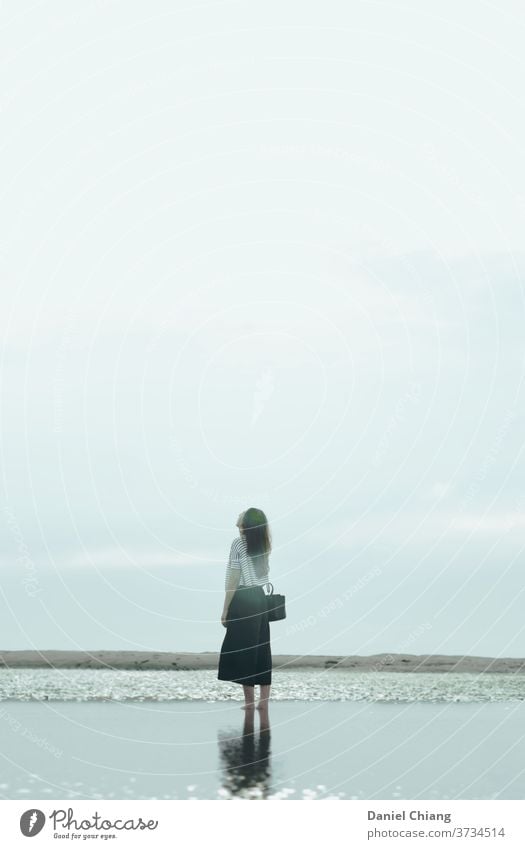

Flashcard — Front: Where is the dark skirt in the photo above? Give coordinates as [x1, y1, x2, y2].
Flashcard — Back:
[217, 585, 272, 686]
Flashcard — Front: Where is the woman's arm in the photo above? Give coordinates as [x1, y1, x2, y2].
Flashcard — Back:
[221, 540, 241, 625]
[222, 570, 240, 619]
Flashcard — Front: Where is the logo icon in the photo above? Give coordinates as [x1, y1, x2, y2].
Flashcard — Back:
[251, 367, 275, 427]
[20, 809, 45, 837]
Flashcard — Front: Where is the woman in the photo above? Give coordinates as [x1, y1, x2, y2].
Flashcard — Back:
[218, 507, 272, 711]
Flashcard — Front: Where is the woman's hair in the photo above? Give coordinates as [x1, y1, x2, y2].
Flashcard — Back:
[240, 507, 272, 578]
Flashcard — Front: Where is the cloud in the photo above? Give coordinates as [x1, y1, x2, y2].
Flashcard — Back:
[451, 513, 525, 533]
[426, 482, 453, 501]
[61, 546, 218, 570]
[310, 509, 525, 548]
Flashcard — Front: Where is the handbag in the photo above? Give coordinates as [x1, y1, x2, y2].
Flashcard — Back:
[264, 581, 286, 622]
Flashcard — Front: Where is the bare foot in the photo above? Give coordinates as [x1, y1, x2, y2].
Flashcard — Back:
[256, 702, 269, 710]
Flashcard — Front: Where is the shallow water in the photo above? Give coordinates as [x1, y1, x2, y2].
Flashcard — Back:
[2, 670, 523, 800]
[1, 668, 525, 702]
[0, 700, 524, 800]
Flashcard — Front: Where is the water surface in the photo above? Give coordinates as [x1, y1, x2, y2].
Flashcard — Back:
[1, 670, 523, 800]
[1, 668, 524, 702]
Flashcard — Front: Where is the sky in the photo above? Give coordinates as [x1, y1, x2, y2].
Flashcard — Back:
[1, 0, 524, 657]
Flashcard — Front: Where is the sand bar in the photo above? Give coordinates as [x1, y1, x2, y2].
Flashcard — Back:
[1, 650, 524, 673]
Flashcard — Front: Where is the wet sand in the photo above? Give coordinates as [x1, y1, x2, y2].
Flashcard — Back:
[1, 700, 523, 800]
[1, 650, 524, 673]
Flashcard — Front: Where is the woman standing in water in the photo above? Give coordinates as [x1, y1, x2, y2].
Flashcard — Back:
[218, 508, 272, 711]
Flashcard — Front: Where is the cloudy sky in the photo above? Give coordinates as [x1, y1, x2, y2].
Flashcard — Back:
[1, 1, 524, 657]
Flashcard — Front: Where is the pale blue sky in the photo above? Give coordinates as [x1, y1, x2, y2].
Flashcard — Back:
[1, 1, 524, 656]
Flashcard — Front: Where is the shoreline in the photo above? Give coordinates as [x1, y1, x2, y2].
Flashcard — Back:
[1, 650, 524, 673]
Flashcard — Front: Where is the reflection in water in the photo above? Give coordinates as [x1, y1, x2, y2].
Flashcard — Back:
[217, 709, 272, 799]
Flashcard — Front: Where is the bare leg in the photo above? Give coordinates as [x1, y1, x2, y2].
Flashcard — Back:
[258, 707, 270, 731]
[241, 684, 255, 709]
[243, 708, 255, 734]
[257, 684, 271, 710]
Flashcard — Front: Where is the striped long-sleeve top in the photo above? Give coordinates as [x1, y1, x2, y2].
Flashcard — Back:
[224, 535, 270, 589]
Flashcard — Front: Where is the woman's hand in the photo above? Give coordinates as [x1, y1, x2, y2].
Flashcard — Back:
[221, 611, 229, 628]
